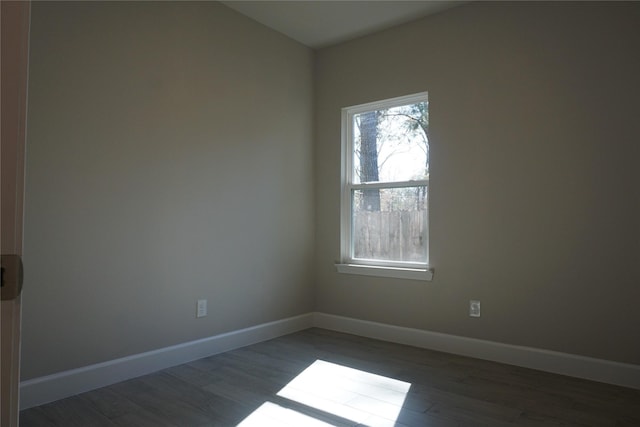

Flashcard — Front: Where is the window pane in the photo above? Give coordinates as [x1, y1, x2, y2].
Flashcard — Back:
[352, 101, 428, 184]
[352, 186, 427, 263]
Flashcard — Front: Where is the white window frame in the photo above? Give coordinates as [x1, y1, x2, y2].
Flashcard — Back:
[337, 92, 433, 281]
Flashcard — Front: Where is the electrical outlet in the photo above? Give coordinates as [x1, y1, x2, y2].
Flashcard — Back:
[469, 300, 481, 317]
[196, 299, 207, 318]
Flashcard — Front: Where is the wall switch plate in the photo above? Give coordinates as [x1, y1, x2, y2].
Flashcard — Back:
[196, 299, 207, 318]
[470, 300, 481, 317]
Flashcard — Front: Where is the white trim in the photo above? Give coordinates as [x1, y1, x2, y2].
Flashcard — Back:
[312, 312, 640, 390]
[344, 92, 430, 115]
[340, 106, 353, 263]
[336, 263, 434, 281]
[19, 311, 640, 410]
[19, 313, 314, 410]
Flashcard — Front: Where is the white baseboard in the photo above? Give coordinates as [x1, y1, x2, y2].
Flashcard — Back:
[19, 313, 314, 410]
[312, 312, 640, 390]
[20, 311, 640, 410]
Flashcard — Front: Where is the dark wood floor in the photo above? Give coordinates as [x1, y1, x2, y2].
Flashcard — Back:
[20, 328, 640, 426]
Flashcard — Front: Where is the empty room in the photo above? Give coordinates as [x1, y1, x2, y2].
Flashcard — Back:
[1, 1, 639, 426]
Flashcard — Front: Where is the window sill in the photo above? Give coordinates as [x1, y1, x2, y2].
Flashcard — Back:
[335, 263, 434, 281]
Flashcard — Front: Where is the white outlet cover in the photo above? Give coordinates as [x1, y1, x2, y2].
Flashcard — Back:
[470, 300, 481, 317]
[196, 299, 207, 318]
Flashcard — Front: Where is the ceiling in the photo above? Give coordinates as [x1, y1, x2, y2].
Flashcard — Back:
[221, 1, 463, 49]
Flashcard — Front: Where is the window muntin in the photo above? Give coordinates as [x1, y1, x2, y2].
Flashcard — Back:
[341, 93, 429, 272]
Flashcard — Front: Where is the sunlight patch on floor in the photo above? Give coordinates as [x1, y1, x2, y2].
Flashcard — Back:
[237, 401, 337, 427]
[237, 360, 411, 426]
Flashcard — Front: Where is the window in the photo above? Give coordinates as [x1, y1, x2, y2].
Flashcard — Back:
[337, 92, 433, 280]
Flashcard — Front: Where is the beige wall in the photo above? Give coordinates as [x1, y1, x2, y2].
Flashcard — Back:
[23, 1, 640, 381]
[22, 1, 314, 379]
[314, 2, 640, 364]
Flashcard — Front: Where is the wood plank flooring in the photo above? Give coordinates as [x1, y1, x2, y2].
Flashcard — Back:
[20, 328, 640, 426]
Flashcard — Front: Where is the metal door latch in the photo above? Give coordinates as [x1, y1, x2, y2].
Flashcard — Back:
[1, 254, 23, 301]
